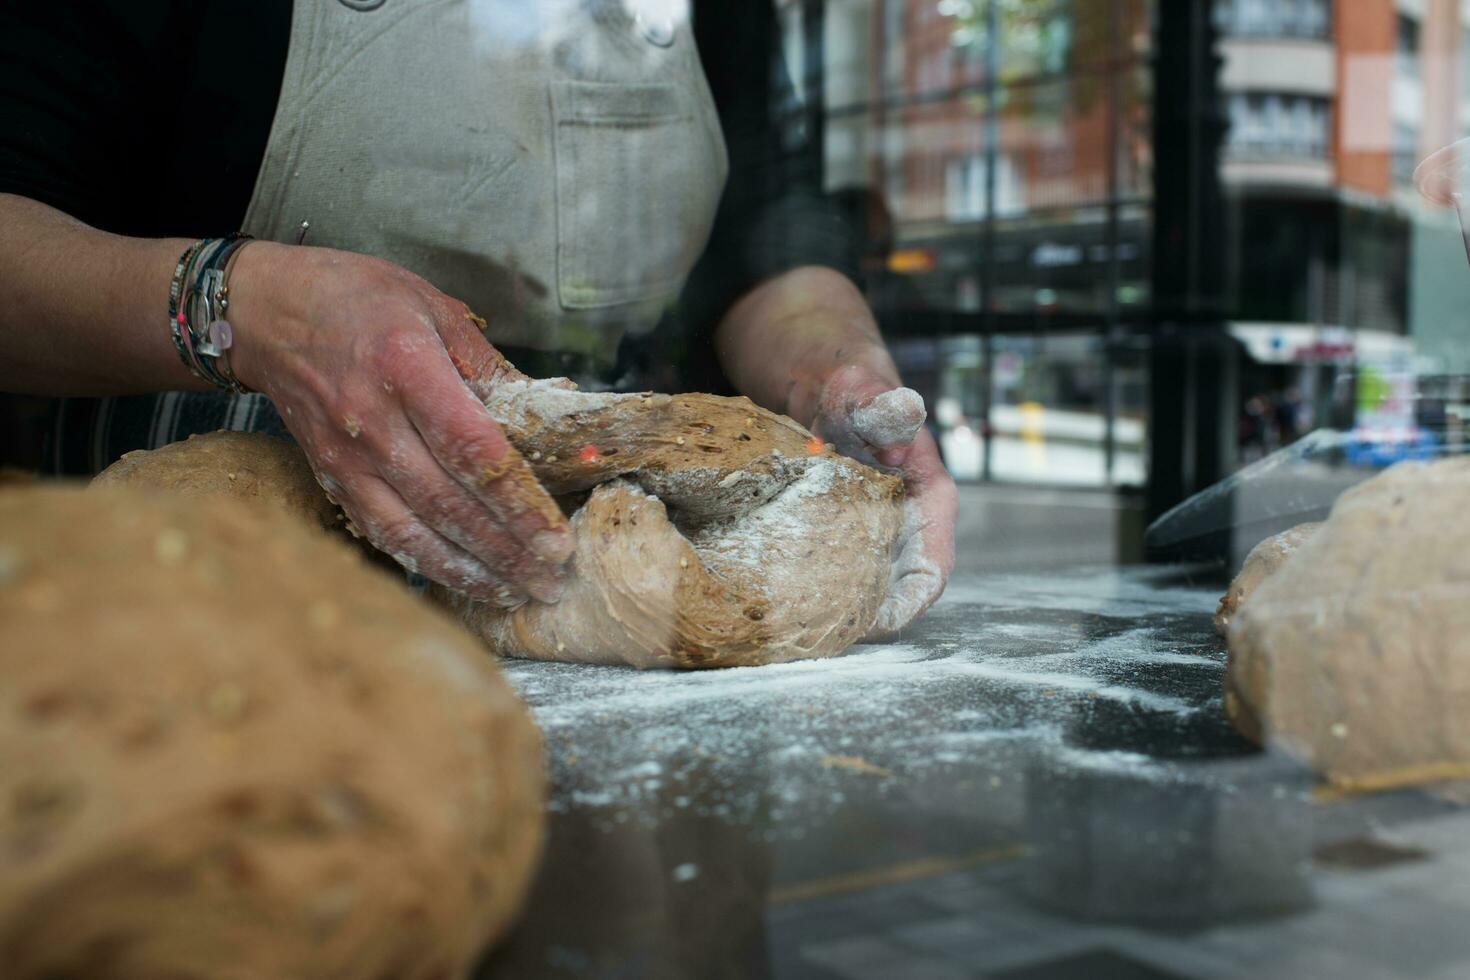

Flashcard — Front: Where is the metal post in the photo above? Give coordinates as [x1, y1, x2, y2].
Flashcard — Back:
[870, 0, 888, 202]
[1146, 0, 1231, 525]
[802, 0, 827, 181]
[1102, 0, 1124, 486]
[979, 0, 1000, 483]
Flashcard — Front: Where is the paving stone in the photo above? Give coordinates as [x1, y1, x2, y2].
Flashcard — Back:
[891, 914, 1015, 954]
[933, 930, 1104, 975]
[800, 935, 976, 980]
[1243, 945, 1409, 980]
[983, 947, 1197, 980]
[1108, 930, 1250, 980]
[1347, 899, 1470, 977]
[1427, 957, 1470, 980]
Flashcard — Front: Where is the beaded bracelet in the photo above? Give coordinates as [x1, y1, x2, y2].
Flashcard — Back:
[167, 233, 255, 393]
[190, 235, 253, 391]
[167, 238, 209, 375]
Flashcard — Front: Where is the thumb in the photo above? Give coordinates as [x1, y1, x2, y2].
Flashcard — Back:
[816, 365, 927, 463]
[851, 387, 926, 451]
[436, 305, 532, 397]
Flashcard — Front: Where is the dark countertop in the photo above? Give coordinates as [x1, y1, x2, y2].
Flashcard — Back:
[475, 567, 1470, 980]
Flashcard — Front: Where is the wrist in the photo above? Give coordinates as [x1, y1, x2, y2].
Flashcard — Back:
[222, 240, 301, 393]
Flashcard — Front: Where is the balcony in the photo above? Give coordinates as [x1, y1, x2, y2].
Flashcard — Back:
[1214, 0, 1332, 42]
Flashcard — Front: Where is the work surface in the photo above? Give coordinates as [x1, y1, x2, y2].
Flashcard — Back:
[476, 567, 1470, 980]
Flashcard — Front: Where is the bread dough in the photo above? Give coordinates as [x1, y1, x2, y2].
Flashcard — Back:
[1213, 523, 1322, 636]
[89, 383, 906, 669]
[92, 430, 339, 530]
[1225, 457, 1470, 790]
[433, 381, 905, 668]
[0, 485, 544, 979]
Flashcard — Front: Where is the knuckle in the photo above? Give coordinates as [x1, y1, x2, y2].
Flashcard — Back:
[435, 425, 514, 485]
[395, 480, 511, 557]
[413, 488, 466, 531]
[374, 331, 417, 377]
[344, 501, 418, 557]
[426, 550, 511, 598]
[375, 322, 438, 378]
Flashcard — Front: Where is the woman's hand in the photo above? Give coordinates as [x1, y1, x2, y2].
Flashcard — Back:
[808, 362, 957, 637]
[715, 266, 957, 636]
[227, 242, 572, 606]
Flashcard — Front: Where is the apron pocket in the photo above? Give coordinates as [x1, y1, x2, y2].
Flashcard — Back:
[551, 80, 712, 310]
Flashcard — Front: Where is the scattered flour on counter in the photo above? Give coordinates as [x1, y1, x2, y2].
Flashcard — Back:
[503, 571, 1229, 830]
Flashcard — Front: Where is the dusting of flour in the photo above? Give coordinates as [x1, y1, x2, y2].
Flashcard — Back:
[871, 495, 942, 635]
[850, 387, 926, 449]
[501, 568, 1234, 834]
[689, 458, 841, 585]
[482, 377, 641, 429]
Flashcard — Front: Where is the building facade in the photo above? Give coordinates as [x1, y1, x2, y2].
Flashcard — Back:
[782, 0, 1468, 485]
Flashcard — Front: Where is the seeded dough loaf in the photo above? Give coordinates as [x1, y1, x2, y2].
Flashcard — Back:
[1213, 522, 1322, 637]
[91, 383, 908, 670]
[91, 430, 340, 530]
[1224, 457, 1470, 791]
[0, 485, 544, 979]
[433, 382, 905, 668]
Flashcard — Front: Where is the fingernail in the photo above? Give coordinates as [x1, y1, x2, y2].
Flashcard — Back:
[530, 528, 574, 563]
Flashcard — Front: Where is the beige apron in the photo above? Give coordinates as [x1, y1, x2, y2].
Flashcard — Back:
[242, 0, 729, 369]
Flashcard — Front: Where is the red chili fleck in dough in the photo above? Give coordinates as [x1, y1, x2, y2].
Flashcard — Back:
[805, 435, 824, 456]
[578, 444, 601, 463]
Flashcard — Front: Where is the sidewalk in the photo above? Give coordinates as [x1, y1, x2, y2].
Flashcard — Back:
[952, 482, 1147, 573]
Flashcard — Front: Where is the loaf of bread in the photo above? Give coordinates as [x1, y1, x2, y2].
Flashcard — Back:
[1213, 522, 1322, 637]
[87, 382, 907, 670]
[1224, 457, 1470, 791]
[434, 381, 905, 668]
[91, 430, 340, 530]
[0, 485, 544, 979]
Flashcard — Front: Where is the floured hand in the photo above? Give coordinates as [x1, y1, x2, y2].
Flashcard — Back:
[809, 364, 956, 637]
[226, 242, 572, 605]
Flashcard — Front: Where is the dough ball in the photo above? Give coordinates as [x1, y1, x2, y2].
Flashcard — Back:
[1213, 522, 1322, 636]
[442, 463, 899, 668]
[0, 485, 544, 979]
[79, 389, 907, 671]
[435, 383, 905, 668]
[1225, 457, 1470, 790]
[93, 431, 339, 531]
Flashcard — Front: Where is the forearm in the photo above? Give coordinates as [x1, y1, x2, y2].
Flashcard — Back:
[714, 265, 899, 428]
[0, 193, 204, 395]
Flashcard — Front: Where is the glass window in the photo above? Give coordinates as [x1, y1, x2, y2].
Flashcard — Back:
[1396, 13, 1421, 78]
[943, 152, 1022, 220]
[1462, 27, 1470, 108]
[1393, 121, 1420, 185]
[1226, 92, 1331, 159]
[1216, 0, 1331, 40]
[808, 0, 1152, 488]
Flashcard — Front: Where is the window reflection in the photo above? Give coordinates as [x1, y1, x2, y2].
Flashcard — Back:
[784, 0, 1467, 495]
